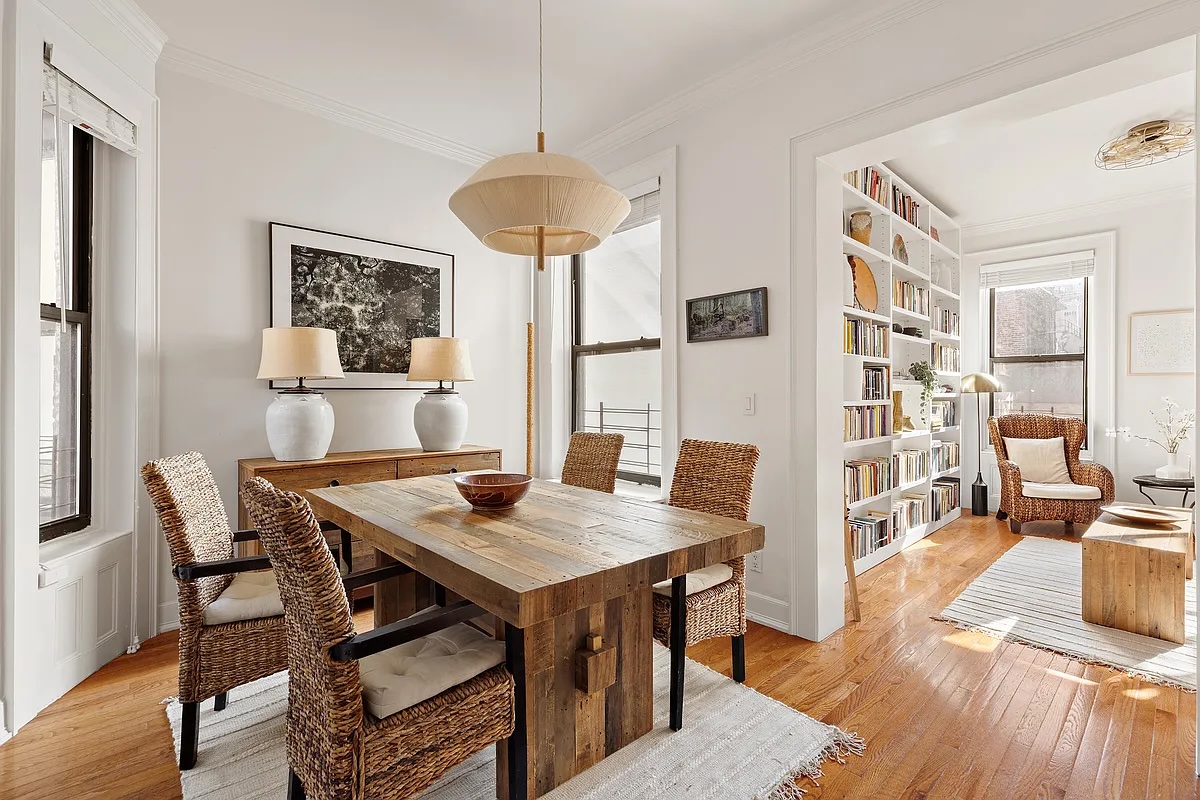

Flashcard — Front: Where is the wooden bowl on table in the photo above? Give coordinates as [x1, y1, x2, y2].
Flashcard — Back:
[453, 473, 534, 510]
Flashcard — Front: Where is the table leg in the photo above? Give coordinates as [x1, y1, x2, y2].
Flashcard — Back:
[1138, 485, 1158, 505]
[371, 551, 432, 628]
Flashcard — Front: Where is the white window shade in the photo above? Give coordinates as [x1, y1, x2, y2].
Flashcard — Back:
[43, 63, 137, 155]
[980, 250, 1094, 288]
[615, 188, 660, 234]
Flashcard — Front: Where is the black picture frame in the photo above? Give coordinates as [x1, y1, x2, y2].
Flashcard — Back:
[685, 287, 769, 343]
[268, 222, 455, 390]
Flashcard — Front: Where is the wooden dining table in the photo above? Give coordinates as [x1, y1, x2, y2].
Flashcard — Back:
[306, 472, 765, 800]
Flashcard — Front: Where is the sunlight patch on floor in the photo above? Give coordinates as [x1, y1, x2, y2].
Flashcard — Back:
[1123, 686, 1160, 700]
[1045, 667, 1098, 687]
[943, 629, 1000, 653]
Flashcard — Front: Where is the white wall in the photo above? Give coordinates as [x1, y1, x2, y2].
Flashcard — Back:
[155, 70, 527, 626]
[585, 0, 1200, 640]
[963, 199, 1196, 499]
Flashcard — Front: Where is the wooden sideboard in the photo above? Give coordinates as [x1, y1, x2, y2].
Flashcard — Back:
[236, 445, 502, 609]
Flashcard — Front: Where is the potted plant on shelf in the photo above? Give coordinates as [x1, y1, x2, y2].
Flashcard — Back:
[908, 360, 936, 423]
[1106, 397, 1196, 479]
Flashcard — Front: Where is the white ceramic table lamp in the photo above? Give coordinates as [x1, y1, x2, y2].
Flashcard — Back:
[257, 327, 344, 461]
[408, 337, 474, 452]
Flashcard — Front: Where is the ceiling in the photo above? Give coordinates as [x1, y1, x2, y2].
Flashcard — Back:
[139, 0, 845, 156]
[887, 70, 1196, 230]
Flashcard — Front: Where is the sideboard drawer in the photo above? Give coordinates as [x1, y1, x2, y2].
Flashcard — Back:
[270, 460, 399, 493]
[397, 452, 500, 478]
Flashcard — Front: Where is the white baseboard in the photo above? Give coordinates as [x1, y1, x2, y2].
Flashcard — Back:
[157, 601, 180, 634]
[747, 591, 790, 632]
[0, 699, 10, 746]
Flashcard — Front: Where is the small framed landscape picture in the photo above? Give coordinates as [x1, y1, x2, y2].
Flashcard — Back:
[269, 223, 454, 390]
[685, 287, 769, 343]
[1128, 309, 1195, 375]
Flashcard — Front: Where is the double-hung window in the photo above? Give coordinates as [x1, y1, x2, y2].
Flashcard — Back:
[985, 250, 1093, 435]
[39, 114, 94, 541]
[571, 189, 662, 487]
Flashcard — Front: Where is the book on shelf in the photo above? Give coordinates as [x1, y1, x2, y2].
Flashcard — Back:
[844, 405, 890, 442]
[848, 510, 892, 560]
[844, 167, 888, 207]
[930, 399, 958, 431]
[892, 279, 929, 316]
[932, 306, 960, 336]
[931, 478, 960, 521]
[893, 492, 928, 534]
[845, 456, 893, 504]
[894, 448, 929, 485]
[890, 184, 920, 227]
[862, 365, 889, 401]
[931, 342, 960, 373]
[844, 318, 889, 358]
[932, 440, 960, 472]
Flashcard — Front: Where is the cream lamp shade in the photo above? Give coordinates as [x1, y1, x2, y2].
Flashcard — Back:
[449, 152, 631, 257]
[961, 372, 1001, 394]
[408, 337, 475, 382]
[256, 327, 345, 381]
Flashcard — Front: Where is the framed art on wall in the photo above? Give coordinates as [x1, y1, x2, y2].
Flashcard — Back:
[1128, 309, 1195, 375]
[685, 287, 768, 343]
[269, 223, 454, 389]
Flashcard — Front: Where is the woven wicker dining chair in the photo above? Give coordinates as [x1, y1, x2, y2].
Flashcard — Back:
[561, 431, 626, 493]
[240, 477, 517, 800]
[653, 438, 759, 731]
[141, 451, 290, 770]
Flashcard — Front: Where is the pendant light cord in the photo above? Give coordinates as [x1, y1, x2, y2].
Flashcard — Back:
[538, 0, 543, 133]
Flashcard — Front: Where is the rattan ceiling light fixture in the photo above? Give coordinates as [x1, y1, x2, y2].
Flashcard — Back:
[1095, 119, 1195, 170]
[449, 0, 630, 474]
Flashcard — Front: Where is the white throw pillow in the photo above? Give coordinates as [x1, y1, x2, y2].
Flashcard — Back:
[1003, 437, 1071, 484]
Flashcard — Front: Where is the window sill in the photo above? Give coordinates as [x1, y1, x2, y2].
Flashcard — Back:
[39, 527, 131, 568]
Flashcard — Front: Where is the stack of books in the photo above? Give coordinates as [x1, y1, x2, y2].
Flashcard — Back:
[893, 492, 928, 533]
[933, 305, 960, 335]
[844, 167, 888, 206]
[894, 449, 929, 485]
[845, 456, 894, 504]
[844, 405, 889, 442]
[932, 440, 960, 473]
[890, 185, 920, 227]
[847, 511, 892, 560]
[931, 478, 961, 521]
[862, 365, 889, 400]
[930, 399, 957, 430]
[932, 343, 959, 372]
[844, 318, 889, 357]
[893, 279, 929, 316]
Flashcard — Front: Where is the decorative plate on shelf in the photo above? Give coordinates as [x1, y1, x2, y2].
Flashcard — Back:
[892, 234, 909, 265]
[847, 255, 878, 313]
[1100, 504, 1186, 526]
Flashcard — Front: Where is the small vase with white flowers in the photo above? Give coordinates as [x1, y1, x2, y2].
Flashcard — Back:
[1106, 397, 1196, 479]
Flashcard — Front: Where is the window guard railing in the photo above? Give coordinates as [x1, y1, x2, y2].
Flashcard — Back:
[580, 403, 662, 486]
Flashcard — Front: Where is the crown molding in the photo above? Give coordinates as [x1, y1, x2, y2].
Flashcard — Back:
[158, 44, 496, 167]
[89, 0, 168, 62]
[961, 183, 1194, 239]
[572, 0, 951, 163]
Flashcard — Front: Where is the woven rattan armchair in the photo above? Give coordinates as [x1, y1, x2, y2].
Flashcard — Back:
[653, 438, 759, 730]
[561, 431, 626, 493]
[240, 477, 516, 800]
[141, 451, 291, 770]
[988, 414, 1115, 532]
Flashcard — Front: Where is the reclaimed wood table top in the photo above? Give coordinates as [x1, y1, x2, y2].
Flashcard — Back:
[1083, 504, 1192, 554]
[306, 473, 765, 628]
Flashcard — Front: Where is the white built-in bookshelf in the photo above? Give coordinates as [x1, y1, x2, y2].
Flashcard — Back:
[841, 164, 962, 576]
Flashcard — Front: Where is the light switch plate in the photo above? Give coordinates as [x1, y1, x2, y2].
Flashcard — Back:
[743, 394, 756, 416]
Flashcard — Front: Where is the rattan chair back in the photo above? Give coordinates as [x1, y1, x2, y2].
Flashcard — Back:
[561, 431, 626, 493]
[668, 439, 759, 520]
[988, 413, 1086, 466]
[240, 477, 361, 799]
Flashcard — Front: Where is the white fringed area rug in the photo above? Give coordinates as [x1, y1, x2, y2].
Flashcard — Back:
[934, 536, 1196, 690]
[165, 645, 862, 799]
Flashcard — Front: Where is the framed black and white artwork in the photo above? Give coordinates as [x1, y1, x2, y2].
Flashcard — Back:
[269, 223, 454, 389]
[685, 286, 769, 343]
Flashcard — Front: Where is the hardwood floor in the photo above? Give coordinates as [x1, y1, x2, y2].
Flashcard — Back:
[0, 514, 1195, 799]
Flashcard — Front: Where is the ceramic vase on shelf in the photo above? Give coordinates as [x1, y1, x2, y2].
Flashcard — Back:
[849, 211, 873, 246]
[1155, 452, 1190, 479]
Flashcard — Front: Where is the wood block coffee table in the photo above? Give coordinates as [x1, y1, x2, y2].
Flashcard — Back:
[1081, 505, 1194, 644]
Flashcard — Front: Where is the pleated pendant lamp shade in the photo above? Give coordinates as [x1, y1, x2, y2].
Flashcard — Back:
[449, 151, 631, 257]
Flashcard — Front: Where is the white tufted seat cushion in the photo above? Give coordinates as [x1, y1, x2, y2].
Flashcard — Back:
[1021, 481, 1101, 501]
[359, 622, 506, 719]
[652, 563, 735, 597]
[202, 570, 284, 625]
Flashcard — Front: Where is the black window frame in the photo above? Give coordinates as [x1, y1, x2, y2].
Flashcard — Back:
[39, 126, 93, 542]
[988, 276, 1090, 442]
[570, 249, 663, 487]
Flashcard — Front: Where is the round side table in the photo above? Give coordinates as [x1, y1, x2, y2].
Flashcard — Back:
[1132, 474, 1196, 508]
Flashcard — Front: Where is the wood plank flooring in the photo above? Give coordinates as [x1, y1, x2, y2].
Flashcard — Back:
[0, 514, 1195, 799]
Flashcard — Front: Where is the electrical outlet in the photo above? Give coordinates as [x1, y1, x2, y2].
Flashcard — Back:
[748, 551, 763, 573]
